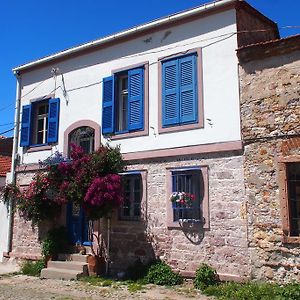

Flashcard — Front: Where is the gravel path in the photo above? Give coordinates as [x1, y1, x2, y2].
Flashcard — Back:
[0, 275, 210, 300]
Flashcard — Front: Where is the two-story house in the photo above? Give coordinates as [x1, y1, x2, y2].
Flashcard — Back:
[8, 0, 279, 280]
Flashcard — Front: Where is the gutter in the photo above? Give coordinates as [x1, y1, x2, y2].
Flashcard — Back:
[12, 0, 236, 73]
[7, 72, 22, 254]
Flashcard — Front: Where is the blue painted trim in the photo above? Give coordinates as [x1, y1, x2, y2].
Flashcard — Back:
[102, 75, 115, 134]
[47, 98, 60, 143]
[20, 104, 32, 147]
[128, 68, 144, 131]
[171, 166, 201, 172]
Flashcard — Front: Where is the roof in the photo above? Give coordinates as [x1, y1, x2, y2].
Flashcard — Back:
[237, 34, 300, 63]
[12, 0, 255, 73]
[0, 155, 12, 177]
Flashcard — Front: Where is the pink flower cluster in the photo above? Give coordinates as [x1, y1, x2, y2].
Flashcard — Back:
[84, 174, 123, 209]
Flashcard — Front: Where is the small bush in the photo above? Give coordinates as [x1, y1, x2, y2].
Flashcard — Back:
[146, 261, 183, 286]
[21, 260, 45, 276]
[194, 263, 218, 290]
[203, 282, 300, 300]
[41, 226, 68, 258]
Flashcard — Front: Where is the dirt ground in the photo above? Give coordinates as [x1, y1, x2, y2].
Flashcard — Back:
[0, 274, 210, 300]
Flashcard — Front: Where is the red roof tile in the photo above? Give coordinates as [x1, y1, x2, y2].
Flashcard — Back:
[0, 155, 12, 177]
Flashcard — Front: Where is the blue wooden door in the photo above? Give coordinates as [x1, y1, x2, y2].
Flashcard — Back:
[67, 202, 91, 245]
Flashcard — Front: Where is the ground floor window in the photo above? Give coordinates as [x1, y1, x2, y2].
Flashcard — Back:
[171, 169, 201, 222]
[287, 163, 300, 236]
[167, 166, 209, 228]
[120, 173, 142, 221]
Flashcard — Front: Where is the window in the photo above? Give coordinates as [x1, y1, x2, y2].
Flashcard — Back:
[35, 102, 49, 144]
[167, 166, 209, 228]
[287, 163, 300, 236]
[69, 126, 95, 155]
[120, 174, 142, 221]
[20, 98, 60, 147]
[102, 67, 144, 135]
[162, 53, 198, 127]
[171, 169, 201, 222]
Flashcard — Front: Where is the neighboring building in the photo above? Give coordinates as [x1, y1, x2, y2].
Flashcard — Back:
[237, 34, 300, 282]
[9, 0, 281, 280]
[0, 137, 13, 262]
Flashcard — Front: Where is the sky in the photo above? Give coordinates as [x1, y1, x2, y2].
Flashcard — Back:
[0, 0, 299, 137]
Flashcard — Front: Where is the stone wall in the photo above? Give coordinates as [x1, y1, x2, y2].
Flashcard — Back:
[108, 151, 250, 280]
[239, 48, 300, 282]
[11, 151, 250, 281]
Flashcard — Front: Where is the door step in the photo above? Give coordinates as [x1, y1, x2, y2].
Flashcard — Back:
[40, 254, 89, 280]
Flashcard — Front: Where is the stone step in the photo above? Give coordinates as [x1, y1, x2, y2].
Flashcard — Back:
[47, 261, 88, 273]
[40, 267, 84, 280]
[57, 253, 89, 263]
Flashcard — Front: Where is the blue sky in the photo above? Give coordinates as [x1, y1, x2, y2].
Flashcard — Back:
[0, 0, 299, 137]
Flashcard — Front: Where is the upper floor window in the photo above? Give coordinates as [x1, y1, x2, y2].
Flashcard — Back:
[20, 98, 60, 147]
[35, 102, 49, 145]
[68, 126, 95, 155]
[162, 53, 198, 127]
[102, 67, 144, 135]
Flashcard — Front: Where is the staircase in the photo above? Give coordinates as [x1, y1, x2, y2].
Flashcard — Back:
[40, 254, 89, 280]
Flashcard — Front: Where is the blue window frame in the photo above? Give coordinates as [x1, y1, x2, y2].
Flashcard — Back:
[102, 67, 144, 135]
[20, 98, 60, 147]
[162, 53, 198, 127]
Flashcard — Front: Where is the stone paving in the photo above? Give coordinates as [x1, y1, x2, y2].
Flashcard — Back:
[0, 274, 210, 300]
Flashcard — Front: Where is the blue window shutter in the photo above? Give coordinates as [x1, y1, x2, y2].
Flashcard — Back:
[47, 98, 60, 143]
[20, 104, 32, 147]
[162, 59, 180, 127]
[128, 68, 144, 131]
[179, 55, 197, 124]
[102, 76, 115, 134]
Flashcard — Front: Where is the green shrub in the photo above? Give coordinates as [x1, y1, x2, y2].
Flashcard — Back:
[194, 263, 218, 290]
[146, 261, 183, 286]
[21, 260, 45, 276]
[203, 282, 300, 300]
[41, 226, 68, 258]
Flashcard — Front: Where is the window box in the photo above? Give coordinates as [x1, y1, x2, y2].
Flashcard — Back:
[166, 166, 209, 229]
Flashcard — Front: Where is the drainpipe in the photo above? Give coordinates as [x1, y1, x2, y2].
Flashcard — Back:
[7, 71, 22, 253]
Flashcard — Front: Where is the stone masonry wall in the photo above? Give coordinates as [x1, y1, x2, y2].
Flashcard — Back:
[239, 49, 300, 282]
[11, 170, 60, 260]
[108, 151, 250, 280]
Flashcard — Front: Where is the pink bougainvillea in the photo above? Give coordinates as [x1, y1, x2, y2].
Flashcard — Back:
[84, 174, 122, 206]
[1, 144, 125, 223]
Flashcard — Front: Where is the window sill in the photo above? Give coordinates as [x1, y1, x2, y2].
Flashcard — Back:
[107, 129, 148, 140]
[26, 144, 52, 153]
[282, 235, 300, 244]
[159, 121, 204, 135]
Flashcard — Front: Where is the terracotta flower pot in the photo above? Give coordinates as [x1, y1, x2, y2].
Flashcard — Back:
[87, 255, 106, 276]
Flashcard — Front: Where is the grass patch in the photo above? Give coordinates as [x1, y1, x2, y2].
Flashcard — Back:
[20, 260, 45, 277]
[203, 282, 300, 300]
[127, 282, 144, 293]
[79, 276, 114, 287]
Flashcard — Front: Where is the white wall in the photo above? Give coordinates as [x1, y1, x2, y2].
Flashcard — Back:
[18, 8, 240, 164]
[0, 176, 9, 262]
